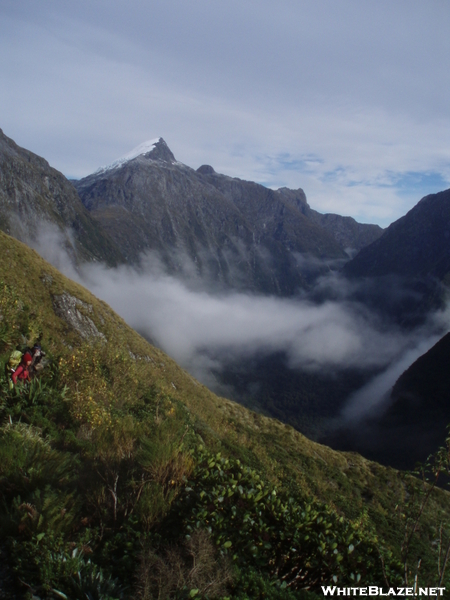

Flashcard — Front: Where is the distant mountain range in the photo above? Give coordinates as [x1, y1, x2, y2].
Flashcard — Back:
[74, 137, 383, 295]
[0, 130, 384, 295]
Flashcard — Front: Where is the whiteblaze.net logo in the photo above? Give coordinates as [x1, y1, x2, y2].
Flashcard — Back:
[321, 586, 446, 597]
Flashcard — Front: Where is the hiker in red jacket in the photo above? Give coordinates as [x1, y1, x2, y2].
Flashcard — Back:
[12, 352, 33, 385]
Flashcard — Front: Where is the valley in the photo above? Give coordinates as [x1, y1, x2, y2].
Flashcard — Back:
[1, 129, 450, 470]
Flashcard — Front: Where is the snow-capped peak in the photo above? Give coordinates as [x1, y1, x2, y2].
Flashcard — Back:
[95, 138, 162, 174]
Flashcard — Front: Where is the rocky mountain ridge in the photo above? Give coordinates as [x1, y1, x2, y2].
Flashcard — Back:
[344, 188, 450, 281]
[74, 138, 383, 294]
[0, 128, 123, 266]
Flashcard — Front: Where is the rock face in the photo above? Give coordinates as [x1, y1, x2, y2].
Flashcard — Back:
[52, 292, 107, 342]
[277, 187, 383, 253]
[0, 128, 123, 266]
[75, 140, 381, 295]
[344, 188, 450, 280]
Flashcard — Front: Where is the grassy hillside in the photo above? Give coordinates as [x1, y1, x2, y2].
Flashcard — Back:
[0, 230, 449, 599]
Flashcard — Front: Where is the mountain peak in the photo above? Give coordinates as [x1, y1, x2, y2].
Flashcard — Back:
[197, 164, 216, 175]
[145, 137, 176, 163]
[95, 137, 175, 174]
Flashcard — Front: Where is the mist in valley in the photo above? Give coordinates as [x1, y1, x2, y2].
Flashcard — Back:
[29, 221, 450, 460]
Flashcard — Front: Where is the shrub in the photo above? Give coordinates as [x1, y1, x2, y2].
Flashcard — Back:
[136, 529, 233, 600]
[164, 447, 402, 592]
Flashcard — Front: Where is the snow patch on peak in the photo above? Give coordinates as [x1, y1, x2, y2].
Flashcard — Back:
[95, 138, 162, 174]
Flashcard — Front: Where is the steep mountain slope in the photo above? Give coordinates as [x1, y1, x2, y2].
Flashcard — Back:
[345, 188, 450, 280]
[0, 228, 398, 503]
[328, 333, 450, 470]
[1, 229, 449, 596]
[0, 128, 123, 266]
[340, 189, 450, 330]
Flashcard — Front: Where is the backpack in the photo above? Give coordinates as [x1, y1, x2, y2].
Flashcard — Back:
[7, 350, 23, 373]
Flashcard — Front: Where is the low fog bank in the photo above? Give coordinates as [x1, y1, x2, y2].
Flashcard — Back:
[77, 257, 449, 405]
[30, 222, 450, 425]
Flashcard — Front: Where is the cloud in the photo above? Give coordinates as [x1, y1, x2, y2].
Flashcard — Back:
[29, 225, 450, 412]
[84, 268, 391, 372]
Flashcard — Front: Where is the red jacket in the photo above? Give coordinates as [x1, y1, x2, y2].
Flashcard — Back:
[12, 364, 31, 384]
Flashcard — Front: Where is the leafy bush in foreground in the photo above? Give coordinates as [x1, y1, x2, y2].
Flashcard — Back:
[162, 448, 403, 593]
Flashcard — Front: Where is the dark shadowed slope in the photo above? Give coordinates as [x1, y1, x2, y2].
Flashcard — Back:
[0, 128, 123, 266]
[324, 333, 450, 470]
[344, 188, 450, 280]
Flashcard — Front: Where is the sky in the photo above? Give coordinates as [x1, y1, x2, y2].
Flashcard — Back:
[2, 0, 450, 226]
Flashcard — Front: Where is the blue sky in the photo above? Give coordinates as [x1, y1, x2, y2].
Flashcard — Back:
[1, 0, 450, 227]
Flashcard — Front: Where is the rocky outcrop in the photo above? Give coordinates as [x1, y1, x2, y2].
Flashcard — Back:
[277, 187, 384, 252]
[52, 293, 107, 342]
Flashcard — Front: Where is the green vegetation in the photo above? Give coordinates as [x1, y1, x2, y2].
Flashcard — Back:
[0, 230, 450, 599]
